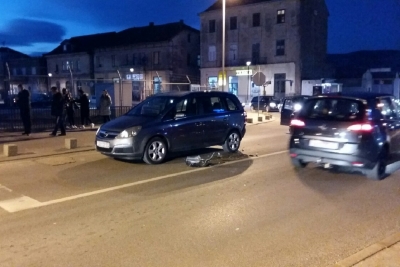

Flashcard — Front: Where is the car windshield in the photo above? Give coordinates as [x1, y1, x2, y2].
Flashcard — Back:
[299, 98, 364, 121]
[127, 96, 177, 117]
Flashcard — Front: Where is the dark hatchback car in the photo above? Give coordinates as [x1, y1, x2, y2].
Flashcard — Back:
[289, 93, 400, 180]
[250, 96, 281, 112]
[95, 91, 247, 164]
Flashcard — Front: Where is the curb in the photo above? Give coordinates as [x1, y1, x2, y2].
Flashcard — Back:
[0, 147, 95, 163]
[335, 232, 400, 266]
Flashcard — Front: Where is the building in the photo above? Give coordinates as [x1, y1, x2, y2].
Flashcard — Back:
[0, 47, 47, 106]
[94, 20, 200, 102]
[45, 20, 200, 104]
[199, 0, 332, 102]
[45, 32, 117, 96]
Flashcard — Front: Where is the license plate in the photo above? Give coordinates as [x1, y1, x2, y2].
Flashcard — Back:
[309, 139, 338, 150]
[96, 141, 110, 149]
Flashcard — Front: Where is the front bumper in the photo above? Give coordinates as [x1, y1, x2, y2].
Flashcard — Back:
[95, 136, 142, 160]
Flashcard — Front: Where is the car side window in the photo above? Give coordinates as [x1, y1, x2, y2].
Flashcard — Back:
[283, 99, 293, 110]
[201, 96, 226, 114]
[225, 97, 239, 111]
[164, 97, 197, 120]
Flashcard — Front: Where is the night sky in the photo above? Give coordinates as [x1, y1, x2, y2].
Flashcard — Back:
[1, 0, 399, 56]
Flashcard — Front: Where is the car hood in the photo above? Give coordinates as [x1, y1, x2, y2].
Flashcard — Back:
[101, 115, 156, 132]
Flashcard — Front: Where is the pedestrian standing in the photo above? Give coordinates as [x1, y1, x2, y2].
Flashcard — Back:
[75, 89, 93, 129]
[62, 88, 77, 129]
[50, 86, 66, 136]
[99, 90, 112, 123]
[16, 84, 32, 136]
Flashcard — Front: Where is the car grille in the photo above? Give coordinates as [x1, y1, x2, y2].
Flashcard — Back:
[97, 130, 119, 139]
[97, 147, 113, 153]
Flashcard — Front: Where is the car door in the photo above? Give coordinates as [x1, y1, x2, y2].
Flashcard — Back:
[199, 95, 230, 146]
[163, 96, 205, 151]
[280, 98, 293, 126]
[376, 96, 400, 152]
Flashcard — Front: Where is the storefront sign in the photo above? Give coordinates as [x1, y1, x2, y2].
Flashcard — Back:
[236, 70, 252, 76]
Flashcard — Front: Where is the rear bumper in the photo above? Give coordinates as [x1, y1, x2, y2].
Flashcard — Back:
[289, 148, 375, 169]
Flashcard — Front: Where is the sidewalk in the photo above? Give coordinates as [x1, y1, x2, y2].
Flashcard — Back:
[0, 127, 97, 162]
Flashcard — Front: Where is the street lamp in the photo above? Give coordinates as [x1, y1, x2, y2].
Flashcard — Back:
[221, 0, 226, 91]
[48, 73, 52, 93]
[246, 61, 251, 103]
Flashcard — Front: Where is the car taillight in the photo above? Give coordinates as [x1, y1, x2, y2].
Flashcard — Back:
[347, 124, 373, 131]
[290, 119, 305, 127]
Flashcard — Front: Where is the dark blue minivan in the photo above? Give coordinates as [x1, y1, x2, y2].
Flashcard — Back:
[95, 91, 247, 164]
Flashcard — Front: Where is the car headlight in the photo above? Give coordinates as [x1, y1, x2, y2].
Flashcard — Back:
[269, 102, 276, 108]
[116, 126, 142, 139]
[294, 103, 302, 111]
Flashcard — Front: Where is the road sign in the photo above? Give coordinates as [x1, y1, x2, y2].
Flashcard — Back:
[253, 72, 266, 86]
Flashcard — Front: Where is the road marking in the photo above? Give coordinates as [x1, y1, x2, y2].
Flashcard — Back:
[0, 150, 288, 213]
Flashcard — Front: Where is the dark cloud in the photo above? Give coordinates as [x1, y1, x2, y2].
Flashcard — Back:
[0, 19, 66, 46]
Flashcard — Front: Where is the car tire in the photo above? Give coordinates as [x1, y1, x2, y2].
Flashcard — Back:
[143, 137, 168, 164]
[291, 158, 307, 169]
[222, 131, 241, 153]
[365, 148, 388, 180]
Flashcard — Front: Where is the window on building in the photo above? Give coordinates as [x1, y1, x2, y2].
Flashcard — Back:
[208, 76, 218, 89]
[55, 64, 59, 73]
[209, 20, 216, 33]
[253, 13, 261, 27]
[228, 44, 238, 61]
[197, 55, 201, 67]
[62, 61, 70, 71]
[21, 68, 26, 76]
[252, 43, 260, 64]
[230, 16, 237, 30]
[276, 40, 285, 56]
[208, 46, 216, 61]
[132, 54, 136, 65]
[274, 73, 286, 96]
[187, 54, 191, 66]
[96, 56, 102, 67]
[277, 9, 286, 23]
[31, 67, 36, 75]
[188, 33, 191, 42]
[153, 51, 160, 65]
[153, 76, 162, 94]
[12, 68, 17, 76]
[111, 55, 116, 67]
[76, 60, 80, 71]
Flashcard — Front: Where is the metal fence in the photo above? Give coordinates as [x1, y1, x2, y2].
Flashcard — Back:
[0, 106, 132, 132]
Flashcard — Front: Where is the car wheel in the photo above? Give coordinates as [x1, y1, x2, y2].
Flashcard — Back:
[143, 137, 168, 164]
[250, 105, 255, 111]
[291, 158, 308, 169]
[365, 148, 388, 180]
[223, 131, 241, 153]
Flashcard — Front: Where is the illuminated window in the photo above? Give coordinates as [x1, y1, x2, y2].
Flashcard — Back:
[277, 9, 285, 24]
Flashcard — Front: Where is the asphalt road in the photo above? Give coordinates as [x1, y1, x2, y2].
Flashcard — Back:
[0, 119, 400, 267]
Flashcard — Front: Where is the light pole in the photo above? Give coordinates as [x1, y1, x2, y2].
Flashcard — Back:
[246, 61, 251, 103]
[48, 73, 52, 93]
[221, 0, 226, 91]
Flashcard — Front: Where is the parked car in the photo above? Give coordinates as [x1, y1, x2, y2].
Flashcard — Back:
[280, 95, 310, 126]
[250, 96, 281, 112]
[289, 92, 400, 180]
[95, 91, 247, 164]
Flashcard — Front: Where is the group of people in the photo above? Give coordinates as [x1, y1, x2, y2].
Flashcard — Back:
[15, 84, 113, 137]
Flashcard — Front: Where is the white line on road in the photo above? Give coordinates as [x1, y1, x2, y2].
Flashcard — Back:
[0, 150, 288, 213]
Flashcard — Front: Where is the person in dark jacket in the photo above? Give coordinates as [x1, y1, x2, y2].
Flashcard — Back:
[16, 84, 32, 136]
[50, 86, 66, 136]
[62, 88, 77, 129]
[76, 89, 93, 128]
[99, 90, 112, 123]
